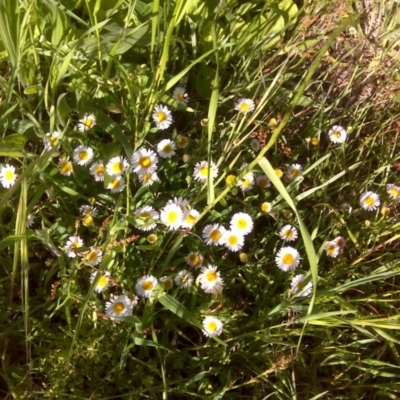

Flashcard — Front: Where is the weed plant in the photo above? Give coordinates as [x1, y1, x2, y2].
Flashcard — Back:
[1, 0, 400, 398]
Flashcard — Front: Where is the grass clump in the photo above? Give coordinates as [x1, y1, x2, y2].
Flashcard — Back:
[1, 0, 400, 398]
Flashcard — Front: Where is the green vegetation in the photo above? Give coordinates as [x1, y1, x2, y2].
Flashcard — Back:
[1, 0, 400, 398]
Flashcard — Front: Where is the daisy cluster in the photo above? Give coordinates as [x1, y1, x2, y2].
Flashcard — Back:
[8, 83, 399, 340]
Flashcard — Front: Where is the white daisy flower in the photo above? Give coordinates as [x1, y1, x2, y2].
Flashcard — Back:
[223, 230, 245, 252]
[160, 276, 174, 290]
[90, 271, 110, 293]
[157, 139, 176, 159]
[0, 164, 17, 188]
[202, 316, 223, 337]
[286, 164, 302, 180]
[106, 156, 129, 176]
[83, 248, 103, 266]
[230, 212, 253, 236]
[26, 214, 35, 228]
[360, 191, 380, 211]
[237, 164, 254, 192]
[290, 274, 313, 297]
[173, 87, 189, 105]
[186, 251, 203, 268]
[131, 148, 158, 175]
[256, 175, 270, 189]
[279, 225, 298, 242]
[238, 172, 255, 192]
[152, 104, 173, 130]
[202, 223, 226, 246]
[135, 275, 158, 298]
[58, 158, 74, 176]
[250, 138, 261, 152]
[234, 98, 255, 114]
[181, 209, 200, 229]
[80, 205, 98, 217]
[107, 176, 126, 193]
[199, 265, 224, 294]
[328, 125, 347, 144]
[134, 206, 159, 231]
[387, 184, 400, 200]
[334, 236, 346, 250]
[43, 131, 60, 150]
[275, 246, 300, 272]
[325, 241, 340, 258]
[105, 294, 133, 320]
[137, 171, 159, 186]
[77, 113, 96, 132]
[166, 197, 190, 215]
[261, 202, 272, 213]
[160, 203, 183, 230]
[64, 235, 83, 258]
[193, 160, 219, 183]
[174, 270, 194, 288]
[89, 160, 105, 182]
[73, 145, 94, 166]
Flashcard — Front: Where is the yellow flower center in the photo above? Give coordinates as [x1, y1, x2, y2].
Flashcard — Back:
[333, 130, 341, 138]
[141, 212, 151, 219]
[162, 144, 172, 153]
[327, 245, 337, 254]
[296, 280, 304, 290]
[98, 276, 108, 288]
[311, 137, 319, 145]
[177, 136, 189, 148]
[60, 162, 72, 174]
[139, 156, 151, 168]
[111, 179, 120, 189]
[228, 235, 238, 245]
[178, 92, 185, 101]
[112, 161, 123, 174]
[142, 280, 154, 291]
[167, 211, 178, 223]
[5, 170, 14, 180]
[275, 168, 283, 178]
[84, 118, 94, 128]
[200, 166, 209, 177]
[207, 322, 217, 332]
[79, 151, 88, 160]
[389, 188, 399, 197]
[50, 136, 59, 145]
[282, 253, 294, 265]
[142, 173, 153, 182]
[291, 169, 300, 178]
[261, 203, 271, 212]
[87, 251, 98, 262]
[157, 111, 167, 122]
[96, 165, 104, 175]
[242, 178, 251, 188]
[365, 196, 374, 206]
[284, 229, 294, 239]
[205, 271, 217, 282]
[189, 254, 201, 265]
[237, 219, 247, 230]
[113, 302, 125, 313]
[210, 229, 221, 241]
[186, 214, 197, 224]
[239, 102, 250, 112]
